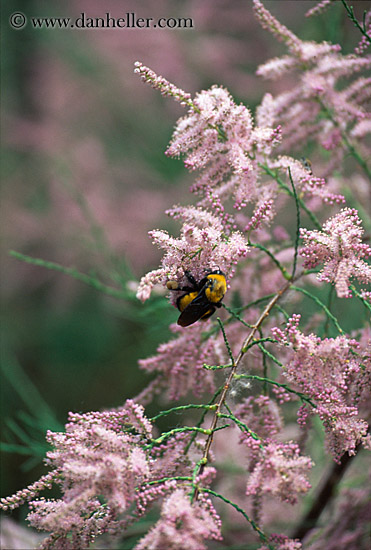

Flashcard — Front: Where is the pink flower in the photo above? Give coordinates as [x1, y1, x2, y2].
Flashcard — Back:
[165, 84, 281, 217]
[273, 316, 369, 460]
[253, 0, 371, 169]
[245, 440, 313, 505]
[133, 62, 192, 106]
[0, 472, 57, 512]
[136, 206, 249, 303]
[300, 208, 371, 298]
[354, 9, 371, 55]
[135, 489, 222, 550]
[269, 156, 345, 204]
[259, 533, 302, 550]
[253, 0, 303, 54]
[235, 396, 283, 440]
[138, 323, 224, 401]
[45, 410, 151, 516]
[305, 0, 334, 18]
[22, 401, 154, 548]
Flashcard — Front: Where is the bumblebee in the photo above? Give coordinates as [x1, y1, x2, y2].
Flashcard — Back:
[166, 270, 227, 327]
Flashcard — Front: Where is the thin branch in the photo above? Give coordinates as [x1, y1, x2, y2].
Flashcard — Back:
[291, 285, 344, 334]
[150, 404, 216, 423]
[201, 488, 273, 547]
[191, 277, 295, 503]
[288, 167, 301, 279]
[217, 318, 235, 364]
[340, 0, 371, 44]
[9, 250, 129, 301]
[248, 242, 290, 279]
[350, 285, 371, 313]
[151, 424, 229, 447]
[317, 98, 371, 181]
[259, 163, 322, 230]
[234, 373, 316, 407]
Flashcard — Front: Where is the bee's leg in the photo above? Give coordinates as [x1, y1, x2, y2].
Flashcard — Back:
[167, 271, 199, 292]
[184, 271, 198, 287]
[166, 280, 195, 292]
[168, 285, 195, 292]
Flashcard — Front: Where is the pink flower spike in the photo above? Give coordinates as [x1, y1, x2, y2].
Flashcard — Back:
[134, 62, 192, 106]
[135, 489, 222, 550]
[305, 0, 334, 18]
[300, 208, 371, 298]
[253, 0, 302, 54]
[272, 318, 370, 461]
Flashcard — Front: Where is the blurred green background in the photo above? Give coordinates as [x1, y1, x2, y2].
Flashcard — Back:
[0, 0, 368, 521]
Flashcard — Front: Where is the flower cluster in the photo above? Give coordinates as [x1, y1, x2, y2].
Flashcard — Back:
[245, 440, 312, 505]
[135, 57, 347, 308]
[273, 316, 370, 461]
[0, 472, 57, 512]
[138, 323, 224, 402]
[136, 205, 248, 302]
[135, 489, 222, 550]
[166, 84, 279, 214]
[305, 0, 335, 19]
[1, 399, 224, 550]
[3, 3, 371, 549]
[354, 9, 371, 56]
[269, 155, 345, 205]
[23, 401, 152, 548]
[235, 395, 283, 441]
[234, 397, 312, 506]
[254, 0, 371, 169]
[300, 208, 371, 298]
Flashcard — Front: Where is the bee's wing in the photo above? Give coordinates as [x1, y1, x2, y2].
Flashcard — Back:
[177, 291, 214, 327]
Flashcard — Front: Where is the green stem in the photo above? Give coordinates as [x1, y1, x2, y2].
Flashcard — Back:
[143, 476, 193, 487]
[217, 412, 263, 447]
[217, 318, 235, 364]
[150, 404, 216, 423]
[291, 285, 344, 334]
[259, 163, 322, 230]
[192, 279, 294, 503]
[151, 424, 229, 446]
[340, 0, 371, 44]
[274, 303, 290, 320]
[257, 343, 285, 367]
[249, 242, 290, 279]
[234, 373, 316, 407]
[288, 167, 301, 279]
[221, 303, 254, 328]
[9, 251, 129, 301]
[201, 488, 273, 547]
[242, 337, 278, 353]
[184, 387, 223, 455]
[350, 285, 371, 313]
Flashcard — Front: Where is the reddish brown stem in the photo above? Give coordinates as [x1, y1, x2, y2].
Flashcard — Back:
[192, 279, 292, 502]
